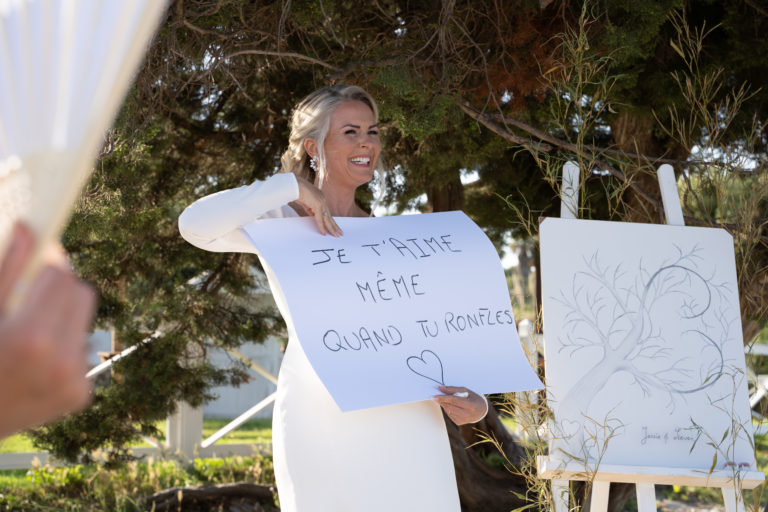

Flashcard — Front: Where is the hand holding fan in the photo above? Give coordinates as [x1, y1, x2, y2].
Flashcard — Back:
[0, 0, 169, 292]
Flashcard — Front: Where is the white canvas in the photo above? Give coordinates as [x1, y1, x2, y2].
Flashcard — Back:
[540, 217, 756, 472]
[244, 211, 543, 412]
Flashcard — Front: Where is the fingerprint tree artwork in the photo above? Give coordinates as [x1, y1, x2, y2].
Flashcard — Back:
[556, 244, 728, 414]
[540, 218, 755, 470]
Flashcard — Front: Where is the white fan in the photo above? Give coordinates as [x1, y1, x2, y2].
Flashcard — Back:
[0, 0, 169, 278]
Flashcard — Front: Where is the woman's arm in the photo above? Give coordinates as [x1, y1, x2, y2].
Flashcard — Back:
[178, 173, 300, 253]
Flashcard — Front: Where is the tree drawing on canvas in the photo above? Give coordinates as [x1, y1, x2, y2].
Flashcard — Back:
[540, 218, 756, 471]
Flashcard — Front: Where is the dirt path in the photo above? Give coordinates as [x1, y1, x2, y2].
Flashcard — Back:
[658, 499, 724, 512]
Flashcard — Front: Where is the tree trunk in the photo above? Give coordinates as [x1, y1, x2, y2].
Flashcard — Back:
[448, 407, 530, 511]
[610, 112, 669, 224]
[518, 243, 532, 298]
[534, 243, 542, 333]
[142, 483, 277, 511]
[426, 170, 465, 213]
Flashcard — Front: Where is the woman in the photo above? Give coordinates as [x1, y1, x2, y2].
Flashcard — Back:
[179, 85, 487, 512]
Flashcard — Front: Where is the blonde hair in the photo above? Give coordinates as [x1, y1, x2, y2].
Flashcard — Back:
[280, 85, 386, 211]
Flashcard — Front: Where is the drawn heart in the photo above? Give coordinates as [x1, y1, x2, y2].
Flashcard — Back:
[406, 350, 445, 386]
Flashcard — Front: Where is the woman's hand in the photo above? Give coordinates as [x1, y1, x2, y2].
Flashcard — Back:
[295, 178, 343, 237]
[432, 385, 488, 425]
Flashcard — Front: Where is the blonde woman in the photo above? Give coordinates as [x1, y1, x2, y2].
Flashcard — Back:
[179, 85, 487, 512]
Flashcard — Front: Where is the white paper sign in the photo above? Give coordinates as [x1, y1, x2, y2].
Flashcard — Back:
[243, 211, 542, 412]
[540, 218, 756, 472]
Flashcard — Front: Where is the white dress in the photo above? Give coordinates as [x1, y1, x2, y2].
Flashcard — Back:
[178, 173, 461, 512]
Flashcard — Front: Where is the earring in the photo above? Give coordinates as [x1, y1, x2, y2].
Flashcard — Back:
[309, 156, 320, 173]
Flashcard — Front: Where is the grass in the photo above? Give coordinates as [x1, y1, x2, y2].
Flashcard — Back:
[0, 417, 273, 455]
[0, 418, 276, 510]
[0, 455, 277, 511]
[0, 437, 34, 455]
[202, 418, 272, 445]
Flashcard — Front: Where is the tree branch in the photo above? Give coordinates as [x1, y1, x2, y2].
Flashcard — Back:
[327, 57, 404, 81]
[460, 99, 691, 165]
[278, 0, 292, 49]
[222, 49, 339, 71]
[746, 0, 768, 18]
[318, 0, 346, 48]
[460, 100, 671, 215]
[180, 19, 226, 38]
[459, 101, 552, 150]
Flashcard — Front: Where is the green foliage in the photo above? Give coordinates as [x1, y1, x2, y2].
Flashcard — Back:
[30, 68, 292, 463]
[0, 455, 276, 511]
[373, 67, 455, 140]
[601, 1, 681, 60]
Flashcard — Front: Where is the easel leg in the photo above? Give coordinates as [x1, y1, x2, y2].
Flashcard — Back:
[722, 487, 745, 512]
[552, 479, 569, 512]
[590, 481, 610, 512]
[636, 483, 657, 512]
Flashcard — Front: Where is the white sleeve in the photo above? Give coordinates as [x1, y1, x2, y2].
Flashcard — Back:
[178, 173, 300, 253]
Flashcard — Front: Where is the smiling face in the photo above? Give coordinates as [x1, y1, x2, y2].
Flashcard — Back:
[311, 100, 381, 189]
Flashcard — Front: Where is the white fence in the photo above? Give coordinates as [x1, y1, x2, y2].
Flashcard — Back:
[0, 331, 283, 470]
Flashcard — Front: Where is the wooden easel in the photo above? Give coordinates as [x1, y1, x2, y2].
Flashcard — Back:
[537, 162, 765, 512]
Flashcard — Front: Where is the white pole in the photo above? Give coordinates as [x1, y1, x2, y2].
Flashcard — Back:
[560, 161, 580, 220]
[550, 161, 582, 512]
[657, 164, 684, 226]
[200, 392, 278, 449]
